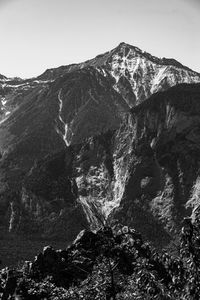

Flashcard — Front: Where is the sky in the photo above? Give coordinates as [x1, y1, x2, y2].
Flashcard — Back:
[0, 0, 199, 78]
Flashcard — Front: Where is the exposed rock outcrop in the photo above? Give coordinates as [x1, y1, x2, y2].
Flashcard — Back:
[111, 83, 200, 246]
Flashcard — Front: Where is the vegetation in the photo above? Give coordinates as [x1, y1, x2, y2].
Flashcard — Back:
[1, 217, 200, 299]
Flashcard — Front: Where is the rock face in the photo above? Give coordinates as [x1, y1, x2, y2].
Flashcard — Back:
[0, 43, 200, 248]
[38, 42, 200, 106]
[110, 83, 200, 246]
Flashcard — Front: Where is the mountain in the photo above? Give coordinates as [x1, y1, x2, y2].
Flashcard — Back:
[37, 42, 200, 106]
[0, 43, 200, 265]
[110, 83, 200, 244]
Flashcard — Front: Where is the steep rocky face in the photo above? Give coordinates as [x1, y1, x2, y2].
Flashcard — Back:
[99, 43, 200, 105]
[0, 76, 52, 124]
[0, 67, 129, 241]
[0, 43, 200, 252]
[110, 83, 200, 246]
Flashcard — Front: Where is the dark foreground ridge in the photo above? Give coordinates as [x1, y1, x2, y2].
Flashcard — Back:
[1, 219, 200, 299]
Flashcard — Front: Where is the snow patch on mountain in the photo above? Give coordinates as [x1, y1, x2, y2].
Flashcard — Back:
[56, 89, 73, 147]
[98, 43, 200, 105]
[0, 97, 11, 124]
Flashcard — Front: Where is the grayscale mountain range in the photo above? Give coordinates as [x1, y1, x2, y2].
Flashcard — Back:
[1, 42, 200, 259]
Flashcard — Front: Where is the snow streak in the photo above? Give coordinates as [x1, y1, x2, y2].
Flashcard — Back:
[56, 89, 72, 147]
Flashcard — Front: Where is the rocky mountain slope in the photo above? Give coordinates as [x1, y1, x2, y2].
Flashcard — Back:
[110, 83, 200, 245]
[37, 42, 200, 106]
[0, 43, 200, 261]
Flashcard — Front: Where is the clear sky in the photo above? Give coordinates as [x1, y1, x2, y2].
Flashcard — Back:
[0, 0, 199, 78]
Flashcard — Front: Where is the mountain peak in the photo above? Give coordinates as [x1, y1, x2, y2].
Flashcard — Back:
[36, 42, 200, 85]
[115, 42, 143, 53]
[114, 42, 199, 75]
[117, 42, 132, 49]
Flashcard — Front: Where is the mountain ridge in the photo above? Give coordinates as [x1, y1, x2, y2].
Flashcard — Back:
[37, 42, 200, 81]
[0, 43, 200, 266]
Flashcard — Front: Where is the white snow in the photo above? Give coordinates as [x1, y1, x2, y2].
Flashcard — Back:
[150, 66, 168, 93]
[56, 89, 73, 147]
[105, 45, 200, 105]
[1, 99, 7, 106]
[33, 79, 54, 84]
[0, 117, 8, 125]
[0, 97, 11, 125]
